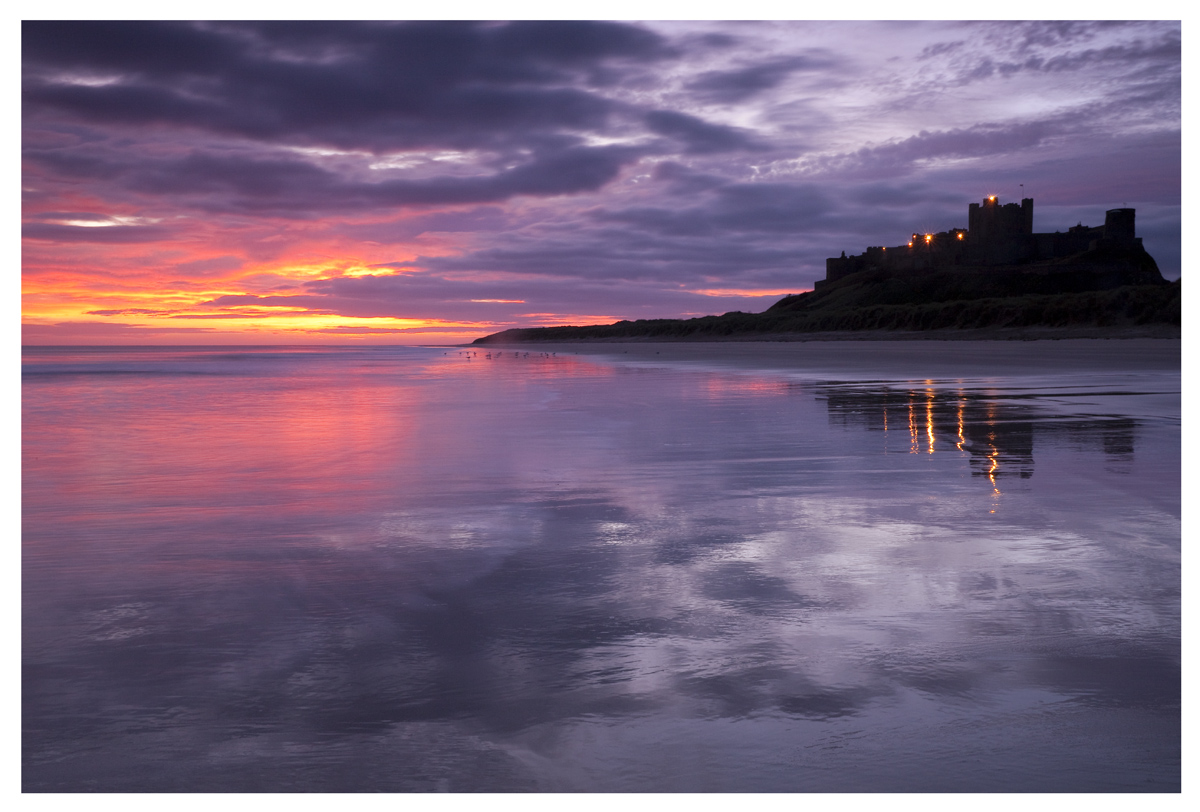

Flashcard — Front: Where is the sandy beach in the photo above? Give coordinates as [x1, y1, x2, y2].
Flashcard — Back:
[24, 344, 1180, 791]
[491, 337, 1181, 380]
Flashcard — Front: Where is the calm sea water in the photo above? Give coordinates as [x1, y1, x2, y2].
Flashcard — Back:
[22, 343, 1180, 792]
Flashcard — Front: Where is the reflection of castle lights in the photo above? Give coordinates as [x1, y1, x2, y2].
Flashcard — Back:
[925, 387, 935, 454]
[985, 411, 1001, 507]
[986, 425, 1001, 497]
[987, 447, 1001, 511]
[908, 398, 918, 454]
[956, 399, 965, 450]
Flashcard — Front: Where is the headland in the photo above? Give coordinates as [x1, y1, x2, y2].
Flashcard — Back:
[475, 196, 1178, 344]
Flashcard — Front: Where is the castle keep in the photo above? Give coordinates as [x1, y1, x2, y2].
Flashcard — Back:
[818, 197, 1142, 289]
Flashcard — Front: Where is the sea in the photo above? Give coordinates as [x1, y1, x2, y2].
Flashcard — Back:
[21, 342, 1181, 792]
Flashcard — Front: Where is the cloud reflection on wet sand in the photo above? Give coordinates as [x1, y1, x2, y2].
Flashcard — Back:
[22, 344, 1178, 791]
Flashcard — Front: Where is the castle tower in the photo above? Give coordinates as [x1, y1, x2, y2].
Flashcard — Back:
[967, 196, 1033, 244]
[965, 196, 1035, 264]
[1104, 208, 1136, 246]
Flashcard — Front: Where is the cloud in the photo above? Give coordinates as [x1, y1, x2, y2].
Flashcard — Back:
[590, 181, 832, 237]
[25, 140, 650, 216]
[792, 118, 1078, 181]
[643, 110, 761, 154]
[22, 320, 219, 340]
[684, 54, 835, 102]
[924, 22, 1182, 87]
[171, 256, 245, 277]
[335, 207, 513, 244]
[22, 21, 676, 155]
[918, 40, 967, 61]
[179, 270, 798, 326]
[22, 222, 174, 243]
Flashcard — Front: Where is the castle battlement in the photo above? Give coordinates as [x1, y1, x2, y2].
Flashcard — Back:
[818, 197, 1142, 288]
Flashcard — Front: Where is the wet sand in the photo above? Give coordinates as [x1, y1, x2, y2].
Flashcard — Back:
[24, 344, 1181, 791]
[496, 337, 1180, 380]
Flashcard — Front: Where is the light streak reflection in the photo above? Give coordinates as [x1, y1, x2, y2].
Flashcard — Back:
[925, 384, 935, 454]
[956, 397, 966, 451]
[908, 395, 918, 454]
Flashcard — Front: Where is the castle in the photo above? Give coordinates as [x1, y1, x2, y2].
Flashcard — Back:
[817, 196, 1143, 289]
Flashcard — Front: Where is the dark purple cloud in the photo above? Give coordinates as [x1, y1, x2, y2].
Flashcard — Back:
[685, 54, 837, 102]
[22, 21, 682, 154]
[643, 110, 763, 154]
[25, 142, 645, 215]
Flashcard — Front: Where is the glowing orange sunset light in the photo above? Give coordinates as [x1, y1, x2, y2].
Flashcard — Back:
[20, 222, 487, 342]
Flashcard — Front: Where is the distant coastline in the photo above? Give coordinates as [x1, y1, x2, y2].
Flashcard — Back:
[475, 278, 1179, 344]
[477, 196, 1177, 345]
[476, 324, 1180, 344]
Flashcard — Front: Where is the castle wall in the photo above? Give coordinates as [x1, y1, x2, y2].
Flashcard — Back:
[1032, 228, 1098, 259]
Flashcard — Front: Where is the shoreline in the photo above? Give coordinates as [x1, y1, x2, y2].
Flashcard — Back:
[478, 324, 1179, 345]
[485, 336, 1180, 379]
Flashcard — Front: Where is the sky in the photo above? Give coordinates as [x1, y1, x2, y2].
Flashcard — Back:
[21, 18, 1182, 345]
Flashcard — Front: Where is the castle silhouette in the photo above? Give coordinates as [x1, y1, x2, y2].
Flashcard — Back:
[819, 197, 1144, 289]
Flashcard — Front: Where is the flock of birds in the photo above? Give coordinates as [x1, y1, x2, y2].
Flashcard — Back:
[444, 350, 558, 361]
